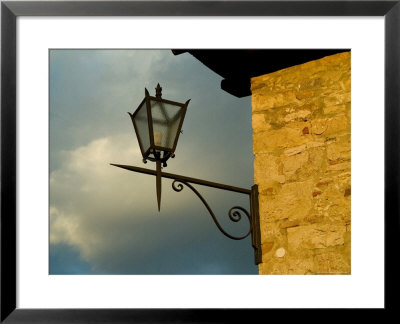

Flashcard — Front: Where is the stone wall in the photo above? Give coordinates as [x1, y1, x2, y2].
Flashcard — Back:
[251, 52, 351, 274]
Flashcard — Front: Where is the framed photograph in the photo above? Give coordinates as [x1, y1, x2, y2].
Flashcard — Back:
[1, 0, 398, 321]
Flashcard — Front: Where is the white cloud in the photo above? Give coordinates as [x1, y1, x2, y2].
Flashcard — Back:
[50, 134, 156, 262]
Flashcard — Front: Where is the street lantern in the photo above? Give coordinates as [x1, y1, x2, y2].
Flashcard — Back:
[129, 83, 189, 167]
[128, 84, 190, 211]
[112, 84, 261, 265]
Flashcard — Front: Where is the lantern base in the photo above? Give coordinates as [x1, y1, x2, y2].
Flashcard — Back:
[143, 150, 173, 167]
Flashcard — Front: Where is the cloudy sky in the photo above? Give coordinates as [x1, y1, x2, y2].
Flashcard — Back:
[49, 49, 256, 274]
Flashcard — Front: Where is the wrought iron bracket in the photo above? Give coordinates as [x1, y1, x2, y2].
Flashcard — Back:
[111, 163, 262, 265]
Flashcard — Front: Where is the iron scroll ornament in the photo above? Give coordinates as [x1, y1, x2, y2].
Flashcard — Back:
[171, 180, 252, 240]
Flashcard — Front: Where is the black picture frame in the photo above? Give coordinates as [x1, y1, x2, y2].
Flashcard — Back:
[1, 0, 398, 322]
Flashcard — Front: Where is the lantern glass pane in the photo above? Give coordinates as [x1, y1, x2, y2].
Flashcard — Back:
[133, 100, 150, 154]
[150, 100, 184, 150]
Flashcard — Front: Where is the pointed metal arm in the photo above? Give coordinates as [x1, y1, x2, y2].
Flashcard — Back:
[111, 163, 262, 264]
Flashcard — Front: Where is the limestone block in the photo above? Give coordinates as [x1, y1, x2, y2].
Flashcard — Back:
[311, 118, 329, 135]
[259, 260, 289, 275]
[299, 77, 322, 91]
[323, 91, 351, 106]
[283, 141, 324, 156]
[312, 173, 351, 220]
[313, 197, 350, 224]
[287, 224, 346, 250]
[259, 185, 279, 196]
[269, 104, 317, 127]
[260, 253, 315, 275]
[283, 151, 309, 175]
[284, 144, 307, 156]
[251, 80, 268, 92]
[259, 180, 313, 222]
[316, 179, 333, 187]
[281, 219, 300, 228]
[311, 115, 349, 137]
[259, 194, 287, 223]
[284, 147, 327, 182]
[252, 90, 298, 112]
[322, 203, 351, 224]
[254, 154, 285, 185]
[283, 109, 312, 123]
[296, 90, 314, 100]
[303, 214, 327, 224]
[327, 161, 351, 172]
[324, 103, 347, 115]
[259, 221, 284, 245]
[327, 135, 351, 161]
[287, 255, 315, 274]
[314, 252, 350, 274]
[325, 114, 349, 136]
[251, 92, 270, 112]
[262, 242, 274, 254]
[343, 77, 351, 91]
[253, 122, 311, 153]
[252, 113, 271, 132]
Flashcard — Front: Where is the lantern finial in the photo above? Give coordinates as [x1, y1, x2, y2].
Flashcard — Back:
[155, 83, 162, 99]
